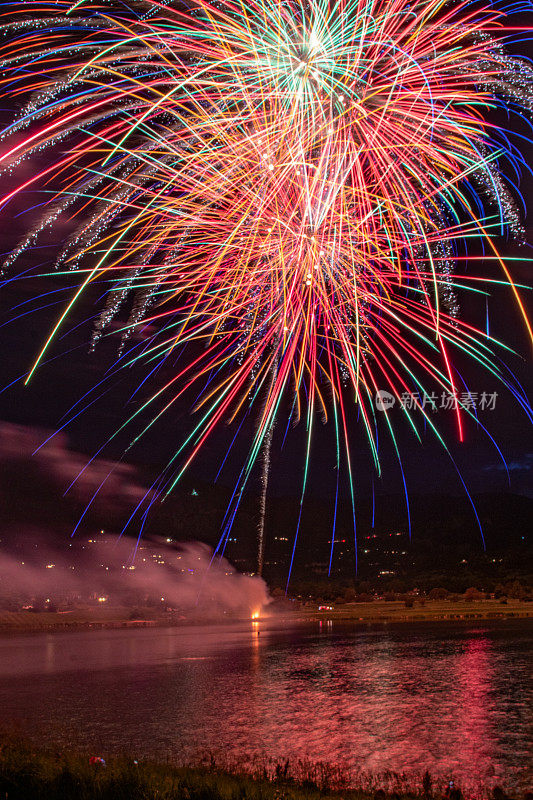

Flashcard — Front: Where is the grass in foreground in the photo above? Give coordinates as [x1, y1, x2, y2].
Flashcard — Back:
[0, 740, 368, 800]
[0, 737, 526, 800]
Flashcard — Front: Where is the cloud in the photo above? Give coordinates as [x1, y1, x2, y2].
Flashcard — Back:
[0, 421, 147, 526]
[483, 454, 533, 473]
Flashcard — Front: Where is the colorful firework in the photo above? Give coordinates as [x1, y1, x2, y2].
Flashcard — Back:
[0, 0, 531, 578]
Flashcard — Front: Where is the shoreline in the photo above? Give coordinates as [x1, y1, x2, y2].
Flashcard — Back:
[0, 738, 526, 800]
[0, 599, 531, 634]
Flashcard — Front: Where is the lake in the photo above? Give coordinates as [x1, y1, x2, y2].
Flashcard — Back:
[0, 619, 531, 793]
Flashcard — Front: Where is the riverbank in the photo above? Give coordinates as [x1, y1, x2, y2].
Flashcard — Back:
[0, 599, 531, 633]
[292, 598, 533, 625]
[0, 738, 522, 800]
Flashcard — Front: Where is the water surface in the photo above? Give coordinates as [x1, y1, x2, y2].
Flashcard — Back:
[0, 619, 531, 792]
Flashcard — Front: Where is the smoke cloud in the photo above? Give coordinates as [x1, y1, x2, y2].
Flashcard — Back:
[0, 535, 270, 619]
[0, 421, 270, 618]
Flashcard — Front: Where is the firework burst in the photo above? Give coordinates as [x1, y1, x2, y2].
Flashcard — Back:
[0, 0, 531, 578]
